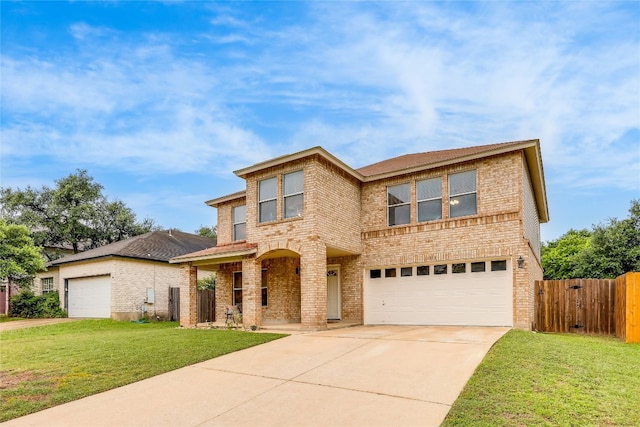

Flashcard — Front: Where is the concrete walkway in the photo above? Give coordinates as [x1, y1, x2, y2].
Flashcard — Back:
[2, 325, 509, 427]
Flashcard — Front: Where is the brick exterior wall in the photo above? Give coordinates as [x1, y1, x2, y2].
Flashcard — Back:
[37, 258, 197, 321]
[181, 147, 544, 330]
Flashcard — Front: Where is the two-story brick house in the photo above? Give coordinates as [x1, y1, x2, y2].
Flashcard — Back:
[172, 139, 548, 330]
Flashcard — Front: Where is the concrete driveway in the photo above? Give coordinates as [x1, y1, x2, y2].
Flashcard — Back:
[3, 325, 509, 427]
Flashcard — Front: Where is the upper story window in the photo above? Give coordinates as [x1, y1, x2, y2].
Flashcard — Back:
[283, 171, 304, 219]
[387, 183, 410, 226]
[417, 177, 442, 222]
[259, 177, 277, 223]
[232, 205, 246, 241]
[449, 170, 477, 218]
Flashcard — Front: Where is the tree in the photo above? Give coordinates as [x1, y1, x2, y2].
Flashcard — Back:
[1, 170, 157, 259]
[541, 199, 640, 279]
[0, 220, 45, 288]
[541, 229, 591, 279]
[573, 199, 640, 278]
[197, 274, 216, 290]
[196, 225, 217, 240]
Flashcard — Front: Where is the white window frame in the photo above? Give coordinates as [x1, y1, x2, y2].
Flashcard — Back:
[41, 277, 54, 294]
[449, 170, 477, 218]
[258, 177, 277, 223]
[387, 183, 411, 226]
[417, 177, 443, 222]
[233, 271, 243, 306]
[261, 269, 268, 307]
[283, 170, 304, 219]
[232, 205, 246, 241]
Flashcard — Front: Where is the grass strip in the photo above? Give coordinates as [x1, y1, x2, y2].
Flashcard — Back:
[442, 330, 640, 426]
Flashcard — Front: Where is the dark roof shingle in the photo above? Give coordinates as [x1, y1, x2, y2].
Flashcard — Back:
[356, 140, 534, 177]
[48, 230, 217, 266]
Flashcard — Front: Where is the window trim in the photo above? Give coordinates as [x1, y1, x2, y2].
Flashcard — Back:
[434, 264, 448, 275]
[283, 170, 304, 219]
[41, 277, 54, 294]
[417, 265, 430, 276]
[491, 260, 508, 271]
[261, 269, 268, 307]
[401, 267, 413, 277]
[258, 177, 277, 223]
[387, 183, 411, 226]
[385, 268, 397, 278]
[417, 177, 443, 223]
[448, 170, 477, 218]
[232, 205, 246, 241]
[233, 271, 243, 306]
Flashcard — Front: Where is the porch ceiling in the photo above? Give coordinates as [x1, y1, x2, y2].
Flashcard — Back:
[326, 245, 360, 258]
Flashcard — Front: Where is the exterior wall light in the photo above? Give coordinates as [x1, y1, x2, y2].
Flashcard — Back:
[517, 256, 525, 269]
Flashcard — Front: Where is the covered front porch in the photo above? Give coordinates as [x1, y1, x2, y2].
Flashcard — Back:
[171, 241, 363, 330]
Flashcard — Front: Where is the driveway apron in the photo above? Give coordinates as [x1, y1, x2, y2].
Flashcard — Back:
[2, 325, 509, 427]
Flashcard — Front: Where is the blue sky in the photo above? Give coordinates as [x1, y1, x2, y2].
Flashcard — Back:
[1, 1, 638, 242]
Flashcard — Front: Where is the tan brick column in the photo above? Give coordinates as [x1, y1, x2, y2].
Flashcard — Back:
[179, 263, 197, 327]
[300, 240, 327, 330]
[241, 257, 262, 328]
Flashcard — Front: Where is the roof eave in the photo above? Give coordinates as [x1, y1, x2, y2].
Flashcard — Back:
[234, 146, 363, 182]
[523, 143, 550, 223]
[206, 191, 247, 208]
[169, 248, 257, 264]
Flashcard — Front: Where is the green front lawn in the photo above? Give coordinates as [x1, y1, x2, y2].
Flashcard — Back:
[443, 330, 640, 426]
[0, 320, 286, 422]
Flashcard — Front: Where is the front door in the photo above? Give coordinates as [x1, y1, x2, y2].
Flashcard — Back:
[327, 268, 340, 320]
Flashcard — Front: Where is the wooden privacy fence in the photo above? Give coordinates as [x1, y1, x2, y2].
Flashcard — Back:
[169, 287, 180, 321]
[535, 273, 640, 342]
[197, 289, 216, 323]
[535, 279, 616, 335]
[616, 272, 640, 343]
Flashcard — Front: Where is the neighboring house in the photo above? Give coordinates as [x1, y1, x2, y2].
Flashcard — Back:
[171, 140, 549, 330]
[36, 230, 216, 320]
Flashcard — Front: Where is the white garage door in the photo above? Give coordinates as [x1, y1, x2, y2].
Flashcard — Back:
[67, 275, 111, 318]
[364, 260, 513, 327]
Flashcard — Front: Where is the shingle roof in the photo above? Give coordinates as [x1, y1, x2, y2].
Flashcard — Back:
[170, 241, 258, 263]
[48, 230, 217, 266]
[356, 140, 534, 178]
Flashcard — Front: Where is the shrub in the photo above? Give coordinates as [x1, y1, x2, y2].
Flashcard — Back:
[197, 274, 216, 290]
[9, 291, 67, 318]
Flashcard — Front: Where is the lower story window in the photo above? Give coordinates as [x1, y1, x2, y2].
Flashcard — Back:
[261, 269, 268, 307]
[41, 277, 54, 294]
[233, 271, 242, 306]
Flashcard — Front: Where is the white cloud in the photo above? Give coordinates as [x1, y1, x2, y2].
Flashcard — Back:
[1, 3, 638, 192]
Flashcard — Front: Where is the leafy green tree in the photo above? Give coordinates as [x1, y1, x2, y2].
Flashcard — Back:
[573, 199, 640, 278]
[0, 220, 45, 288]
[197, 274, 216, 290]
[541, 229, 591, 279]
[542, 199, 640, 279]
[196, 225, 217, 240]
[1, 170, 157, 259]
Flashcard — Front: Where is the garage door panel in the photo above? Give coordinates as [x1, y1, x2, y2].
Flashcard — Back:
[364, 264, 512, 327]
[68, 276, 111, 318]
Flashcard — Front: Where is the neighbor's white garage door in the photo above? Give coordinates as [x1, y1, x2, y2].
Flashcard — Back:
[67, 275, 111, 318]
[364, 261, 513, 327]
